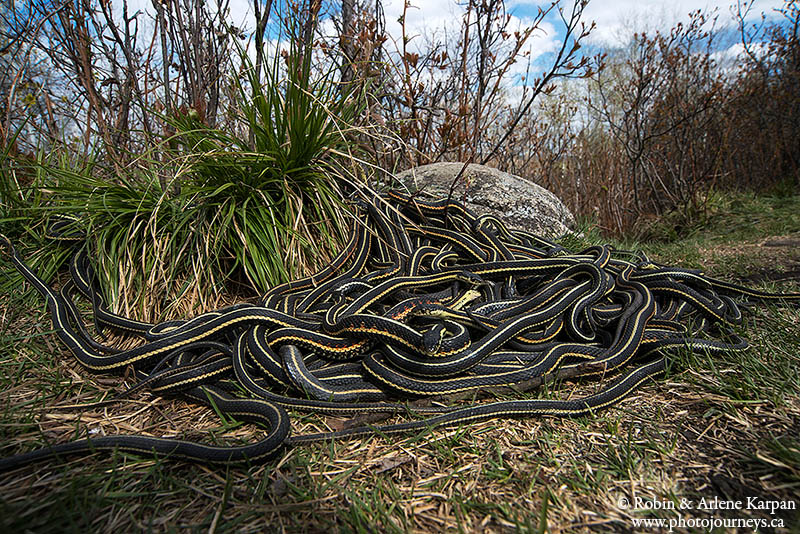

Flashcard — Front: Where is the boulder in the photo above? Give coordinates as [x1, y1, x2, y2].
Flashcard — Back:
[393, 162, 576, 238]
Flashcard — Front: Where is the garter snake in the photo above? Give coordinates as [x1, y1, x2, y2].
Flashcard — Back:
[1, 190, 798, 472]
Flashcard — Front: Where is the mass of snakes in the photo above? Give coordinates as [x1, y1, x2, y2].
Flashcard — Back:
[1, 189, 798, 471]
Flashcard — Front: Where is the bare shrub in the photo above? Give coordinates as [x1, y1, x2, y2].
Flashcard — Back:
[1, 0, 241, 165]
[720, 0, 800, 190]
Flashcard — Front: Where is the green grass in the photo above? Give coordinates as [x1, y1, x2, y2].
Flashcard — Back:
[0, 34, 367, 320]
[621, 191, 800, 265]
[1, 191, 799, 532]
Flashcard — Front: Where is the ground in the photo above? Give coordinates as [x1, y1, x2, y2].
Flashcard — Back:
[1, 192, 798, 533]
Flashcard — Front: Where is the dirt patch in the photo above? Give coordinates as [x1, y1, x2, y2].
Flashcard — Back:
[743, 267, 800, 284]
[697, 233, 800, 285]
[763, 238, 800, 248]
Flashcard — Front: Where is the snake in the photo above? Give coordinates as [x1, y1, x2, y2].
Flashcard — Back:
[1, 189, 798, 472]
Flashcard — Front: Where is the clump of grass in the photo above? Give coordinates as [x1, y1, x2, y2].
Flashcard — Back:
[0, 123, 47, 241]
[1, 25, 366, 320]
[164, 31, 366, 294]
[0, 144, 81, 292]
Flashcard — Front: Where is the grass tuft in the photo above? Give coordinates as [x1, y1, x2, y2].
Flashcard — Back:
[1, 37, 368, 320]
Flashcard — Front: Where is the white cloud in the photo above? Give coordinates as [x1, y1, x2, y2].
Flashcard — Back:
[378, 1, 561, 81]
[108, 0, 256, 45]
[511, 19, 562, 77]
[382, 0, 465, 35]
[381, 0, 467, 54]
[508, 0, 787, 48]
[710, 40, 768, 71]
[226, 0, 256, 32]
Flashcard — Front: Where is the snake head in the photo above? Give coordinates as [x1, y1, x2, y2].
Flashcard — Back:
[454, 270, 488, 288]
[422, 323, 446, 355]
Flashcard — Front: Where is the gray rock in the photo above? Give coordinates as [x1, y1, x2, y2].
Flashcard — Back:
[393, 162, 576, 238]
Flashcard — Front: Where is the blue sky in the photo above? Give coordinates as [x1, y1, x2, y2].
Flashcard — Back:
[329, 0, 788, 90]
[508, 0, 788, 43]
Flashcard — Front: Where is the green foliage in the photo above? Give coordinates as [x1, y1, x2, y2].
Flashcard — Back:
[158, 33, 363, 296]
[635, 190, 800, 245]
[0, 146, 79, 290]
[2, 27, 364, 317]
[0, 122, 39, 238]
